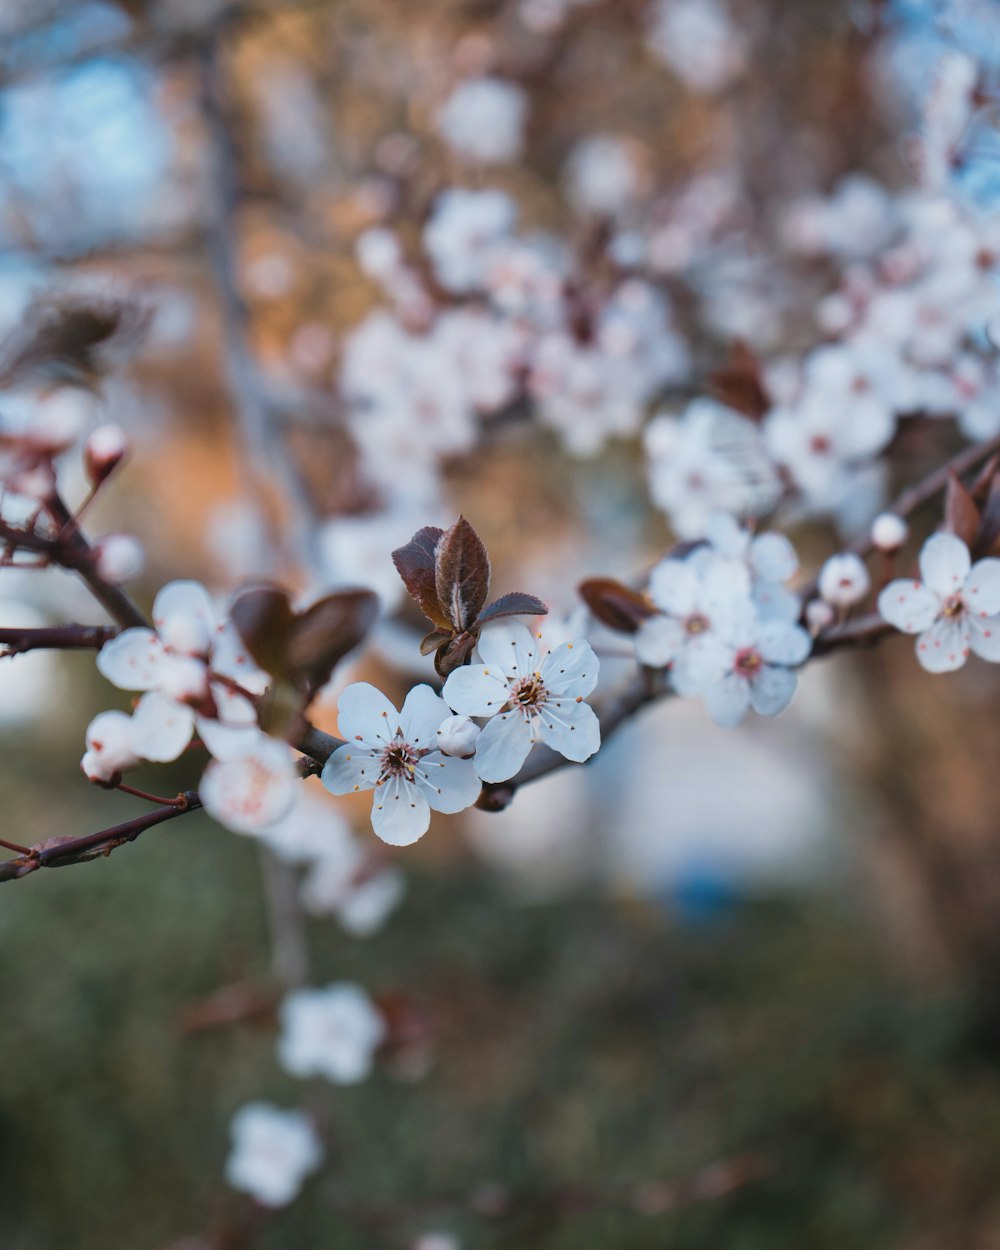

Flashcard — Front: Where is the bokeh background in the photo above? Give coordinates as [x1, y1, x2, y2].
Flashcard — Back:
[4, 1, 1000, 1247]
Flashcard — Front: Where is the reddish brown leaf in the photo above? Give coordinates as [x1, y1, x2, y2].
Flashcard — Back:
[708, 341, 770, 422]
[287, 589, 379, 696]
[976, 475, 1000, 557]
[434, 516, 491, 632]
[230, 586, 297, 679]
[434, 632, 477, 677]
[392, 526, 451, 629]
[971, 455, 1000, 506]
[476, 591, 548, 625]
[578, 577, 656, 634]
[944, 470, 981, 548]
[420, 628, 453, 656]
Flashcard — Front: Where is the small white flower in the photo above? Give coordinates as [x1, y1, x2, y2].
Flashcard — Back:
[278, 983, 386, 1084]
[435, 714, 481, 758]
[443, 622, 600, 783]
[83, 423, 129, 485]
[818, 553, 871, 608]
[301, 849, 405, 938]
[94, 533, 145, 583]
[804, 599, 836, 634]
[200, 730, 299, 835]
[322, 684, 482, 846]
[225, 1102, 323, 1207]
[877, 532, 1000, 672]
[685, 615, 812, 728]
[871, 512, 909, 552]
[437, 77, 528, 164]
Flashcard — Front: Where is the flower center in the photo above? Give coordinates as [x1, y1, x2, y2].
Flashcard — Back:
[509, 673, 548, 716]
[941, 595, 965, 619]
[685, 613, 710, 636]
[734, 646, 764, 677]
[809, 434, 832, 456]
[379, 739, 418, 779]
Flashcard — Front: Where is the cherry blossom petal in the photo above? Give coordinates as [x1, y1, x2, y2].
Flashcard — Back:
[963, 558, 1000, 616]
[96, 627, 166, 691]
[414, 751, 483, 813]
[753, 582, 801, 622]
[472, 711, 534, 782]
[212, 619, 269, 693]
[196, 716, 263, 763]
[703, 511, 748, 557]
[748, 665, 798, 717]
[153, 579, 216, 633]
[322, 743, 379, 795]
[82, 709, 140, 780]
[919, 533, 970, 598]
[131, 692, 195, 762]
[201, 734, 298, 834]
[538, 697, 601, 762]
[699, 558, 751, 610]
[672, 636, 731, 696]
[702, 673, 751, 727]
[877, 579, 941, 633]
[540, 639, 599, 697]
[634, 615, 685, 667]
[966, 613, 1000, 662]
[915, 616, 970, 673]
[399, 683, 451, 747]
[337, 682, 400, 746]
[749, 531, 798, 583]
[370, 775, 430, 846]
[442, 664, 511, 716]
[647, 560, 698, 616]
[757, 620, 811, 666]
[476, 621, 539, 678]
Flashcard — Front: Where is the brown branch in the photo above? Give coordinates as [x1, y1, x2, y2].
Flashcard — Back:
[0, 792, 202, 881]
[45, 491, 149, 629]
[0, 624, 118, 654]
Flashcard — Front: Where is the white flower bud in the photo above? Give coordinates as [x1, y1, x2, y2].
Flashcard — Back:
[94, 533, 145, 583]
[435, 714, 482, 758]
[870, 512, 909, 552]
[81, 709, 140, 781]
[818, 553, 871, 608]
[84, 423, 130, 485]
[805, 598, 836, 634]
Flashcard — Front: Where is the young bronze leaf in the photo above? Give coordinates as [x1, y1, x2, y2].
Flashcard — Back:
[420, 629, 453, 656]
[230, 586, 297, 679]
[943, 470, 981, 548]
[392, 526, 451, 629]
[286, 589, 379, 696]
[434, 516, 491, 632]
[434, 632, 477, 677]
[476, 591, 548, 626]
[708, 340, 770, 422]
[976, 475, 1000, 557]
[970, 455, 1000, 507]
[579, 577, 656, 634]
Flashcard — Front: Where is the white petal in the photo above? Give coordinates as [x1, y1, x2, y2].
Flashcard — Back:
[703, 511, 747, 557]
[196, 716, 263, 762]
[634, 616, 685, 667]
[321, 743, 379, 795]
[414, 751, 482, 813]
[97, 628, 165, 691]
[877, 579, 940, 634]
[919, 533, 970, 598]
[702, 673, 751, 727]
[967, 614, 1000, 662]
[370, 775, 430, 846]
[472, 711, 534, 782]
[753, 582, 801, 622]
[336, 682, 400, 747]
[153, 579, 216, 632]
[538, 698, 601, 763]
[757, 620, 811, 666]
[476, 621, 539, 678]
[540, 639, 599, 697]
[672, 636, 731, 696]
[963, 558, 1000, 616]
[399, 683, 451, 748]
[131, 692, 195, 762]
[749, 531, 798, 583]
[748, 665, 798, 717]
[647, 560, 698, 616]
[442, 663, 511, 716]
[200, 735, 298, 834]
[915, 616, 970, 673]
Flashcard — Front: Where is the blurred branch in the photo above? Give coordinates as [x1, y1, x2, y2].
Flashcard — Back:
[0, 623, 118, 654]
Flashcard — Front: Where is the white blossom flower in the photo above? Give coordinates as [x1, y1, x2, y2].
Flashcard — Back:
[684, 615, 812, 728]
[877, 532, 1000, 672]
[818, 553, 871, 608]
[225, 1103, 323, 1207]
[564, 134, 647, 218]
[437, 77, 528, 164]
[93, 533, 145, 583]
[694, 512, 801, 621]
[200, 730, 299, 835]
[278, 983, 385, 1084]
[301, 846, 405, 937]
[871, 512, 909, 552]
[322, 684, 482, 845]
[442, 622, 600, 783]
[422, 189, 518, 293]
[647, 0, 746, 94]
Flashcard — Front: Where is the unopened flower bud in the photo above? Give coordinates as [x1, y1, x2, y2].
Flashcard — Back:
[805, 598, 836, 634]
[84, 423, 130, 486]
[94, 533, 144, 583]
[435, 714, 481, 758]
[818, 552, 871, 608]
[81, 709, 140, 782]
[870, 512, 909, 552]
